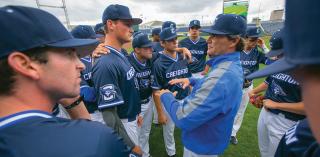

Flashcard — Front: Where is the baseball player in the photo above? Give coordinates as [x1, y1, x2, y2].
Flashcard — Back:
[247, 0, 320, 156]
[151, 27, 163, 54]
[127, 33, 154, 157]
[91, 4, 143, 155]
[179, 20, 208, 78]
[94, 23, 105, 43]
[159, 14, 246, 157]
[231, 26, 269, 145]
[70, 25, 106, 124]
[151, 27, 192, 157]
[248, 29, 305, 157]
[0, 5, 131, 157]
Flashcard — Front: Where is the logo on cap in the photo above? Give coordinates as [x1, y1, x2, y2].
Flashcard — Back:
[171, 27, 175, 34]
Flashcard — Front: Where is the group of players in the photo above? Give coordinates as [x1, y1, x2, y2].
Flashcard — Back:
[0, 0, 320, 157]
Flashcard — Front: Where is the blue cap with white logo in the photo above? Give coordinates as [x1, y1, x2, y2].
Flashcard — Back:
[71, 25, 103, 39]
[246, 26, 261, 38]
[247, 0, 320, 79]
[201, 14, 246, 35]
[151, 28, 161, 36]
[189, 20, 201, 28]
[160, 27, 177, 41]
[266, 29, 283, 58]
[132, 33, 153, 48]
[162, 21, 176, 30]
[102, 4, 142, 25]
[0, 6, 99, 58]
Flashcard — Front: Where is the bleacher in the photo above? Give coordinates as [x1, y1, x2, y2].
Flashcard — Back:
[139, 20, 284, 36]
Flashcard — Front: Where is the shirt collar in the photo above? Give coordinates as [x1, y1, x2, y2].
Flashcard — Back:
[207, 51, 240, 66]
[0, 110, 52, 129]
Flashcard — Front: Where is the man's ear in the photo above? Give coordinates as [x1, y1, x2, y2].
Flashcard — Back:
[160, 41, 165, 47]
[230, 37, 240, 49]
[7, 52, 41, 80]
[106, 20, 116, 32]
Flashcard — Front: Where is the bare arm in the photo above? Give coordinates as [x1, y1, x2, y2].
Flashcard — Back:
[59, 96, 91, 120]
[249, 82, 268, 97]
[263, 99, 305, 115]
[152, 90, 168, 124]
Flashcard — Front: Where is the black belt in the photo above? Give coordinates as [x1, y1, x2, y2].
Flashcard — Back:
[269, 109, 305, 122]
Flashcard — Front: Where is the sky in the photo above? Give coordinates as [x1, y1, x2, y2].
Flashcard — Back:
[0, 0, 284, 26]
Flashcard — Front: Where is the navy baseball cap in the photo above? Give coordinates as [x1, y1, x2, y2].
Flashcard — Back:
[152, 28, 161, 36]
[162, 21, 176, 30]
[189, 20, 201, 28]
[102, 4, 142, 25]
[201, 14, 246, 35]
[245, 26, 261, 38]
[132, 33, 153, 48]
[160, 27, 177, 41]
[247, 0, 320, 79]
[0, 6, 99, 58]
[71, 25, 103, 39]
[94, 23, 105, 34]
[266, 29, 283, 58]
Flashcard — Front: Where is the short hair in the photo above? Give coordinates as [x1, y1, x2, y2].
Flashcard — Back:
[227, 35, 245, 52]
[0, 47, 49, 96]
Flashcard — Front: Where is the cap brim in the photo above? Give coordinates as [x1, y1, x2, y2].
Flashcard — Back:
[246, 58, 297, 79]
[266, 49, 283, 58]
[140, 42, 153, 48]
[201, 28, 228, 35]
[46, 38, 99, 57]
[163, 34, 177, 41]
[122, 18, 142, 25]
[247, 35, 260, 38]
[189, 25, 201, 28]
[94, 34, 104, 38]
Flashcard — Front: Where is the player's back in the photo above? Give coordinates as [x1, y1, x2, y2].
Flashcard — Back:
[0, 110, 130, 157]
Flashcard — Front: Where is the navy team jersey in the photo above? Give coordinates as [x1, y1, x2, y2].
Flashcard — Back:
[264, 73, 305, 121]
[179, 37, 208, 73]
[127, 52, 153, 103]
[240, 47, 267, 83]
[0, 110, 130, 157]
[151, 52, 191, 100]
[92, 46, 140, 120]
[275, 119, 320, 157]
[80, 56, 97, 113]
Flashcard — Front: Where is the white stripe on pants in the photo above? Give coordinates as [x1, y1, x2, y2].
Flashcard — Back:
[121, 118, 139, 145]
[138, 99, 153, 157]
[231, 84, 253, 136]
[258, 107, 298, 157]
[183, 147, 218, 157]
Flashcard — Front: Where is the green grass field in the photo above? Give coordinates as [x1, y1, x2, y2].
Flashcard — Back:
[148, 76, 265, 157]
[147, 36, 271, 157]
[224, 5, 248, 17]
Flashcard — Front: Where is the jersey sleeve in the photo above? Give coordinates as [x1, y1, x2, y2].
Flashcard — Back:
[264, 76, 272, 85]
[151, 63, 163, 90]
[92, 59, 124, 109]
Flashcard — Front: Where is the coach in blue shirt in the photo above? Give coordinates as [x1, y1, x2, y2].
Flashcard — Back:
[159, 14, 246, 156]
